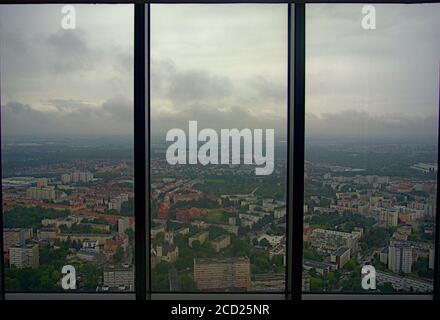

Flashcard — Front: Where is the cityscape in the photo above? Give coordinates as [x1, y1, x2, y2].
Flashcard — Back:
[2, 137, 135, 291]
[1, 136, 436, 293]
[0, 1, 439, 299]
[150, 141, 287, 292]
[302, 141, 436, 293]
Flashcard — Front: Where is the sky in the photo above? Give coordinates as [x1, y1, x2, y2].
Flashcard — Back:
[1, 3, 439, 142]
[0, 4, 134, 138]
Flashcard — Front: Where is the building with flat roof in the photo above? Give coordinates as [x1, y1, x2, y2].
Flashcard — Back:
[388, 243, 412, 274]
[330, 247, 351, 269]
[103, 266, 134, 291]
[188, 231, 209, 248]
[194, 257, 250, 291]
[9, 243, 39, 269]
[211, 234, 231, 252]
[26, 186, 56, 201]
[3, 228, 32, 251]
[309, 228, 359, 254]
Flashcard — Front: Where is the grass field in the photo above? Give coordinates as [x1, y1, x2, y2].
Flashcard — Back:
[206, 209, 229, 224]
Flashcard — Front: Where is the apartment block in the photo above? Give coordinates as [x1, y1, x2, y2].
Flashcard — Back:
[193, 257, 250, 291]
[9, 243, 39, 269]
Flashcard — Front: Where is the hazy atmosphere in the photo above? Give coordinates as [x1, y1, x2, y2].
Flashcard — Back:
[1, 4, 439, 141]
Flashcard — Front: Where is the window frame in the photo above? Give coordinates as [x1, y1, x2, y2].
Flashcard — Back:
[0, 0, 438, 302]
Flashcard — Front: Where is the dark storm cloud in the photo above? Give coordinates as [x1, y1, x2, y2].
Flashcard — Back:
[151, 103, 287, 139]
[0, 5, 133, 109]
[46, 30, 92, 72]
[151, 58, 287, 138]
[151, 59, 233, 108]
[2, 98, 133, 138]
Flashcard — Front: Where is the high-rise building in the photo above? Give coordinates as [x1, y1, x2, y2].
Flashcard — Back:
[9, 243, 39, 269]
[302, 273, 311, 291]
[388, 210, 399, 227]
[193, 257, 250, 291]
[330, 247, 351, 269]
[3, 228, 32, 251]
[36, 178, 48, 188]
[26, 186, 56, 200]
[118, 218, 129, 234]
[103, 267, 134, 290]
[429, 247, 435, 270]
[61, 173, 71, 184]
[388, 243, 412, 274]
[71, 171, 94, 183]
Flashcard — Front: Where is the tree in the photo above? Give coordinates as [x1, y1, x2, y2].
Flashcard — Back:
[114, 245, 125, 263]
[179, 274, 198, 291]
[259, 238, 270, 248]
[310, 277, 324, 291]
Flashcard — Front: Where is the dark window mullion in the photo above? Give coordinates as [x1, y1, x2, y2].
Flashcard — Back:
[134, 2, 148, 301]
[146, 1, 152, 300]
[286, 1, 293, 299]
[291, 2, 305, 302]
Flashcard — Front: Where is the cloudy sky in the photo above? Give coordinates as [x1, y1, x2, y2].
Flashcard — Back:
[0, 4, 134, 138]
[306, 4, 440, 142]
[1, 4, 439, 142]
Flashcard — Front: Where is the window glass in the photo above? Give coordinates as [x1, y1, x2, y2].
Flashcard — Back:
[150, 4, 288, 292]
[1, 4, 134, 292]
[303, 4, 439, 293]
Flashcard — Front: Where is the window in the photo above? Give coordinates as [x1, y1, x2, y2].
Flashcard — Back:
[303, 3, 440, 294]
[0, 1, 439, 301]
[150, 3, 288, 293]
[1, 4, 134, 292]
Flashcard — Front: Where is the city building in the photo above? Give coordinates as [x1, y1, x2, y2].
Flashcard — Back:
[330, 247, 350, 269]
[188, 231, 209, 248]
[380, 248, 388, 265]
[61, 173, 71, 184]
[77, 240, 101, 261]
[36, 178, 48, 188]
[3, 228, 32, 251]
[71, 171, 94, 183]
[302, 273, 311, 292]
[37, 228, 57, 241]
[193, 257, 251, 291]
[309, 228, 359, 254]
[9, 243, 39, 269]
[103, 266, 134, 290]
[26, 186, 56, 201]
[118, 218, 129, 235]
[429, 247, 435, 270]
[388, 243, 413, 274]
[211, 234, 231, 252]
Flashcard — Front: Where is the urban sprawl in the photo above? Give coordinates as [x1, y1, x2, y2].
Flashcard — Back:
[1, 141, 437, 293]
